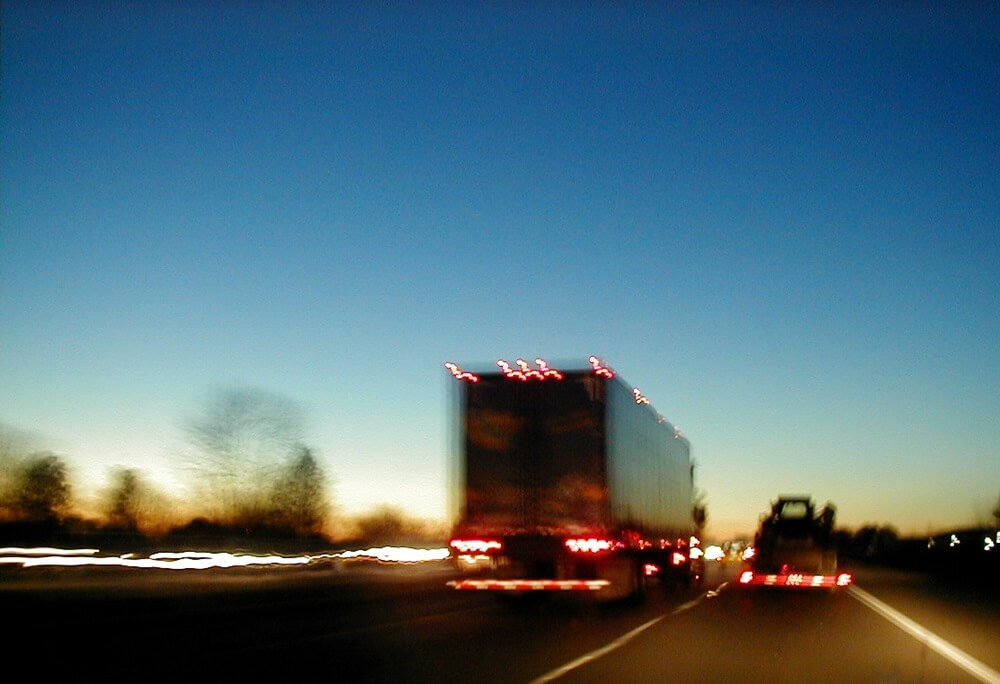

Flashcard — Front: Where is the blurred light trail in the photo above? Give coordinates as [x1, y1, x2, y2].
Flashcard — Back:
[0, 550, 310, 570]
[0, 545, 451, 569]
[0, 546, 100, 556]
[328, 546, 451, 563]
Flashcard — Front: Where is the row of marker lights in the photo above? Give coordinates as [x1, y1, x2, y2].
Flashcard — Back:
[444, 357, 616, 383]
[444, 358, 683, 436]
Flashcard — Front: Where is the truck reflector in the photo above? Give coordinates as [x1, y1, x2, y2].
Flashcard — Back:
[448, 579, 611, 592]
[738, 571, 854, 588]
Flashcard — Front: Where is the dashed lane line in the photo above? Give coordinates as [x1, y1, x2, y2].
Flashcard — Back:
[528, 591, 710, 684]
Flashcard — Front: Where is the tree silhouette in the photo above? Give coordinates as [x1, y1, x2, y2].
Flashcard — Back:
[182, 386, 330, 534]
[100, 467, 173, 534]
[15, 451, 71, 521]
[271, 446, 328, 536]
[692, 488, 708, 534]
[107, 467, 142, 530]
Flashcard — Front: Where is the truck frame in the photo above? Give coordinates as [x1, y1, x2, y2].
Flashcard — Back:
[444, 357, 702, 602]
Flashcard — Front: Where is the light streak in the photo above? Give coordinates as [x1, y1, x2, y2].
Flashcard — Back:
[0, 546, 100, 556]
[332, 547, 450, 563]
[0, 545, 451, 570]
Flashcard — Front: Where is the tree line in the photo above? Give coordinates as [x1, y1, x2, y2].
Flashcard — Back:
[0, 387, 445, 548]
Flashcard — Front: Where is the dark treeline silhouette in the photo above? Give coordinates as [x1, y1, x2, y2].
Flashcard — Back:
[836, 521, 1000, 592]
[0, 388, 448, 552]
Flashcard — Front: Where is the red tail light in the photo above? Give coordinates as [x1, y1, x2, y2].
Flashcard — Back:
[564, 537, 618, 553]
[671, 551, 687, 566]
[449, 538, 502, 554]
[739, 570, 754, 584]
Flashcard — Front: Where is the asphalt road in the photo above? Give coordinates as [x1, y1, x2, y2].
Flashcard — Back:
[5, 560, 999, 683]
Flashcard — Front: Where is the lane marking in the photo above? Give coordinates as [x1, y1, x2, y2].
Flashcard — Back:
[528, 592, 708, 684]
[849, 586, 1000, 684]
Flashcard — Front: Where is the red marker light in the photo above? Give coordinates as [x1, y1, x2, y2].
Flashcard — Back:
[589, 356, 615, 378]
[444, 363, 480, 383]
[535, 358, 564, 379]
[497, 358, 564, 381]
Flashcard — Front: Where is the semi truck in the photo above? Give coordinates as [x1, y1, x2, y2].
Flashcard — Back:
[739, 495, 853, 589]
[443, 357, 702, 602]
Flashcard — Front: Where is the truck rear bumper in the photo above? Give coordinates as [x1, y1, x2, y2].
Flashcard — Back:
[738, 570, 853, 588]
[448, 579, 610, 591]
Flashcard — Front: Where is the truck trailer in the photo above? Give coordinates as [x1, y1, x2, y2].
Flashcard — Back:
[739, 495, 852, 589]
[444, 357, 701, 602]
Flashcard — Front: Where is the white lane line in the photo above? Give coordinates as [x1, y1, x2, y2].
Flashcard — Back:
[849, 586, 1000, 684]
[528, 594, 706, 684]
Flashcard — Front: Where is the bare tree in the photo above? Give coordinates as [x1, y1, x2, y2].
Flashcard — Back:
[100, 467, 173, 534]
[14, 451, 71, 521]
[182, 386, 330, 533]
[692, 488, 708, 535]
[271, 446, 329, 536]
[106, 467, 142, 530]
[0, 424, 43, 520]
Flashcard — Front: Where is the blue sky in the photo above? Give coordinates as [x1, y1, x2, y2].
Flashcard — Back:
[2, 1, 997, 539]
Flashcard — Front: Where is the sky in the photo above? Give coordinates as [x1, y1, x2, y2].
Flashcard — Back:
[2, 1, 997, 540]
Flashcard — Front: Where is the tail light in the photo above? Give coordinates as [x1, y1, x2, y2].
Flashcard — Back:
[671, 551, 687, 566]
[739, 570, 754, 584]
[565, 537, 618, 553]
[449, 538, 502, 554]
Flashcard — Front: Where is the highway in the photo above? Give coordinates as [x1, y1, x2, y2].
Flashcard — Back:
[5, 559, 998, 682]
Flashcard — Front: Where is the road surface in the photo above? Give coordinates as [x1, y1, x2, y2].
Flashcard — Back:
[4, 560, 998, 682]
